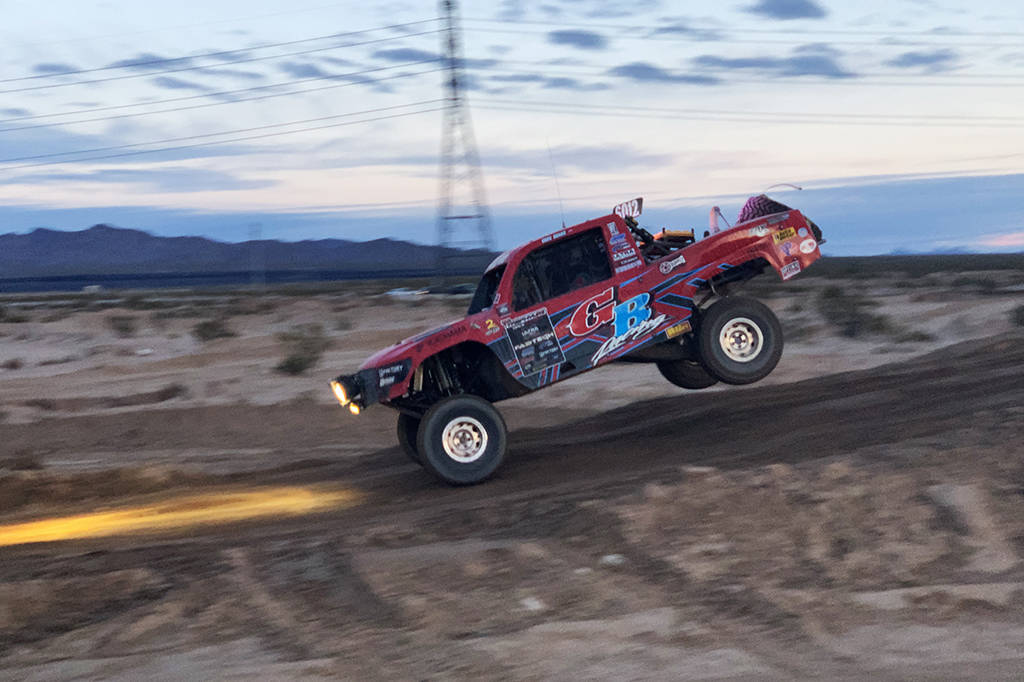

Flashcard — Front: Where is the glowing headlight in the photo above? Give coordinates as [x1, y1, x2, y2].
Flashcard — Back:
[330, 380, 349, 406]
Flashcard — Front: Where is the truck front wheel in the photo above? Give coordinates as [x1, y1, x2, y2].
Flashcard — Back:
[417, 395, 507, 485]
[656, 358, 718, 389]
[396, 413, 422, 464]
[698, 296, 783, 385]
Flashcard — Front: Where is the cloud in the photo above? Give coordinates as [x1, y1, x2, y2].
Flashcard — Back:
[978, 231, 1024, 248]
[607, 62, 720, 85]
[106, 53, 191, 72]
[548, 30, 609, 50]
[693, 45, 855, 78]
[488, 144, 674, 172]
[1, 108, 31, 117]
[648, 22, 722, 39]
[372, 47, 440, 63]
[884, 48, 958, 72]
[150, 76, 212, 91]
[8, 167, 274, 193]
[194, 67, 265, 81]
[541, 77, 610, 91]
[744, 0, 827, 20]
[277, 61, 338, 79]
[32, 63, 79, 75]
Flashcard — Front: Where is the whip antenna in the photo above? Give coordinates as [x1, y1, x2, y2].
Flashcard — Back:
[546, 139, 566, 229]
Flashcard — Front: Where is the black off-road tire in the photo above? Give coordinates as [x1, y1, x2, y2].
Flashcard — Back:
[416, 394, 507, 485]
[698, 297, 783, 385]
[396, 413, 422, 464]
[656, 358, 719, 389]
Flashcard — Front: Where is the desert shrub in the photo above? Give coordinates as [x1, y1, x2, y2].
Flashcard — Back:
[38, 355, 78, 366]
[106, 315, 138, 338]
[893, 329, 935, 343]
[0, 306, 30, 323]
[191, 318, 236, 342]
[1, 358, 24, 370]
[816, 286, 892, 338]
[950, 276, 998, 292]
[275, 323, 331, 375]
[1011, 304, 1024, 327]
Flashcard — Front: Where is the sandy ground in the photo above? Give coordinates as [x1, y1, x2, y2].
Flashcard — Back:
[0, 273, 1022, 680]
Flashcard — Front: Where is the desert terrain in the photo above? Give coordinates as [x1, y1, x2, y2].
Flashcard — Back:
[1, 266, 1023, 680]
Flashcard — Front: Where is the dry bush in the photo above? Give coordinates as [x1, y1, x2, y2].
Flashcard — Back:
[0, 306, 30, 323]
[191, 318, 236, 342]
[275, 323, 331, 375]
[106, 315, 138, 338]
[1, 358, 24, 370]
[816, 286, 892, 338]
[1011, 305, 1024, 327]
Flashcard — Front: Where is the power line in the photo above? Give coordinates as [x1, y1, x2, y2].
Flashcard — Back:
[0, 100, 443, 165]
[462, 24, 1019, 48]
[7, 2, 397, 48]
[0, 65, 442, 133]
[0, 60, 438, 125]
[478, 96, 1023, 124]
[0, 106, 443, 172]
[0, 19, 441, 84]
[474, 99, 1024, 129]
[489, 58, 1024, 83]
[476, 64, 1024, 88]
[465, 16, 1024, 39]
[0, 29, 443, 94]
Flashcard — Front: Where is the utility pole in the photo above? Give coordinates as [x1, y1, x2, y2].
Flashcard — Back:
[435, 0, 494, 279]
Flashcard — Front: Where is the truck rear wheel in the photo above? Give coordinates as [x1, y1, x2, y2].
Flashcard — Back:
[417, 395, 507, 485]
[656, 358, 718, 389]
[698, 296, 782, 385]
[396, 413, 422, 464]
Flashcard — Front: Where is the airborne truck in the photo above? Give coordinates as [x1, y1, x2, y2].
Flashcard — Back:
[330, 195, 824, 484]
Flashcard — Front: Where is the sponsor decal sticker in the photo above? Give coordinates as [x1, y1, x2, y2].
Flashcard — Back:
[780, 241, 796, 257]
[748, 224, 770, 238]
[658, 253, 687, 275]
[665, 320, 692, 339]
[781, 260, 801, 280]
[540, 229, 567, 244]
[608, 221, 619, 235]
[773, 227, 797, 243]
[615, 261, 641, 273]
[378, 362, 409, 388]
[613, 249, 638, 262]
[798, 227, 809, 238]
[485, 319, 501, 335]
[610, 232, 627, 244]
[799, 238, 817, 254]
[504, 308, 565, 375]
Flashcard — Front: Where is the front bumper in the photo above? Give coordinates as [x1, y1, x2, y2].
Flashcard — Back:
[329, 359, 411, 415]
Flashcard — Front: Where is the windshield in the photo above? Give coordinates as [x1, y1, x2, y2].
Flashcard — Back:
[467, 265, 506, 315]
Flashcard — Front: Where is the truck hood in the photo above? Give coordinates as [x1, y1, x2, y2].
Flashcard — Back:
[358, 318, 465, 370]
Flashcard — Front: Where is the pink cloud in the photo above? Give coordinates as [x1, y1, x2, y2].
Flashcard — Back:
[979, 231, 1024, 248]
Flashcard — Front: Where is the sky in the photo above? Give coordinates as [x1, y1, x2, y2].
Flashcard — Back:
[1, 0, 1023, 255]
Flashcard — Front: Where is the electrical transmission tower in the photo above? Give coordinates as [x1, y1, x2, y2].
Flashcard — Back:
[435, 0, 494, 276]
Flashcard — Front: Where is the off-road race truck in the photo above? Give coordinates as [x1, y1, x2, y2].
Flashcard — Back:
[330, 195, 824, 485]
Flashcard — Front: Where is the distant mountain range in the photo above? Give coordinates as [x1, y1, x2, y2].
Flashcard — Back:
[0, 225, 494, 278]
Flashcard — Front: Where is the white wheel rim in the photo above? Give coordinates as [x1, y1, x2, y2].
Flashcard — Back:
[719, 317, 763, 363]
[441, 416, 488, 463]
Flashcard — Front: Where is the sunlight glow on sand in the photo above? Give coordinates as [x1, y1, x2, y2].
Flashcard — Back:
[0, 486, 362, 547]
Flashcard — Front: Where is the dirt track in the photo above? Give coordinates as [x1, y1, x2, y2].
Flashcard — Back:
[1, 330, 1023, 679]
